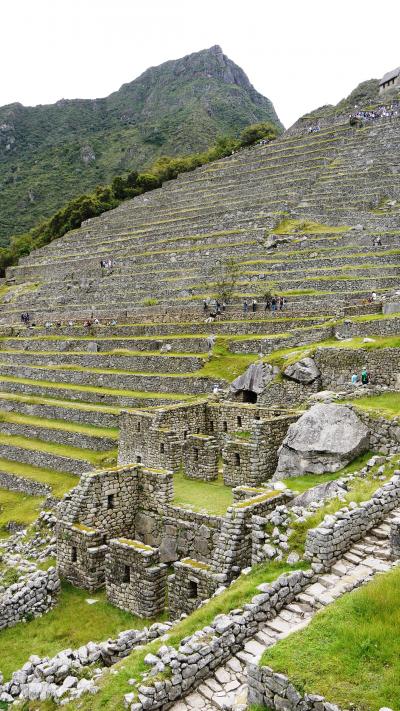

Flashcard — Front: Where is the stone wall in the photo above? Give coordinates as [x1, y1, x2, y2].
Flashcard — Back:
[129, 568, 314, 710]
[247, 663, 343, 711]
[0, 567, 60, 631]
[222, 415, 299, 486]
[183, 434, 219, 481]
[212, 491, 292, 582]
[315, 347, 400, 389]
[355, 409, 400, 455]
[106, 539, 167, 618]
[58, 465, 139, 536]
[305, 474, 400, 569]
[134, 507, 222, 565]
[56, 524, 107, 590]
[168, 558, 218, 618]
[0, 470, 51, 497]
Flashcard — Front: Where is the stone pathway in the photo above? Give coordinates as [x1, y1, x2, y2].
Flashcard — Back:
[171, 509, 399, 711]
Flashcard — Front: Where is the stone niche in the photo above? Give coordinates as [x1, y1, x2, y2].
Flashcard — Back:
[105, 538, 167, 618]
[183, 434, 219, 481]
[56, 523, 107, 591]
[168, 558, 218, 619]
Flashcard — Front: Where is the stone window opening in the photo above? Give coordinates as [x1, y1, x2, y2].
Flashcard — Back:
[136, 455, 142, 464]
[223, 421, 228, 433]
[71, 546, 77, 562]
[209, 420, 214, 432]
[122, 565, 131, 583]
[241, 389, 258, 403]
[107, 494, 114, 510]
[194, 448, 199, 461]
[188, 579, 198, 599]
[137, 422, 141, 432]
[160, 443, 165, 454]
[234, 453, 241, 467]
[237, 415, 242, 427]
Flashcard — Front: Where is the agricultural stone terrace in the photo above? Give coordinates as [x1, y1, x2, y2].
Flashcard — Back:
[0, 105, 399, 710]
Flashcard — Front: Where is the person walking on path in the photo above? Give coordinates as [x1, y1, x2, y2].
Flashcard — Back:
[243, 300, 248, 314]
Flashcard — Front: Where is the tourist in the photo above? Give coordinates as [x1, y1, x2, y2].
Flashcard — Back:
[203, 299, 208, 312]
[351, 372, 359, 385]
[252, 299, 257, 313]
[371, 292, 377, 301]
[243, 300, 248, 314]
[265, 298, 271, 311]
[206, 334, 216, 351]
[361, 367, 370, 385]
[271, 296, 277, 312]
[222, 302, 226, 313]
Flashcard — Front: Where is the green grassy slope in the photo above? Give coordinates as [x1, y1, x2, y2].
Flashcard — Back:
[0, 45, 281, 244]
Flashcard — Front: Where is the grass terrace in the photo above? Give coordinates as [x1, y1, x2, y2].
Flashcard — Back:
[0, 434, 118, 469]
[173, 469, 233, 516]
[286, 453, 399, 555]
[344, 392, 400, 420]
[260, 567, 400, 711]
[62, 560, 308, 711]
[0, 459, 82, 498]
[0, 489, 45, 538]
[0, 581, 161, 681]
[0, 410, 119, 439]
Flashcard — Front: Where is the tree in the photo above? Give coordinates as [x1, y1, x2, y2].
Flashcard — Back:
[211, 258, 241, 303]
[255, 278, 277, 303]
[240, 122, 280, 147]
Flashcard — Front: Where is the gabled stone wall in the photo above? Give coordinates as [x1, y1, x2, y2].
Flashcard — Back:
[106, 539, 167, 618]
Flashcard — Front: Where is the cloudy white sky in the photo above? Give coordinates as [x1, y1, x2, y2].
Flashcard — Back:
[1, 0, 399, 127]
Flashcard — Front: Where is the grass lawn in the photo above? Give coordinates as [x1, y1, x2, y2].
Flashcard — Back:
[63, 561, 308, 711]
[282, 451, 373, 493]
[0, 581, 159, 680]
[173, 469, 233, 516]
[287, 454, 398, 555]
[346, 392, 400, 420]
[0, 488, 44, 538]
[261, 567, 400, 711]
[0, 433, 117, 468]
[0, 410, 119, 439]
[0, 458, 79, 498]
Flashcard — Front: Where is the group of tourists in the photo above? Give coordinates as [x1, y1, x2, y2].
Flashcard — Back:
[351, 368, 370, 386]
[243, 296, 286, 313]
[203, 299, 227, 322]
[350, 101, 400, 125]
[20, 312, 31, 326]
[100, 258, 114, 271]
[372, 236, 382, 247]
[307, 124, 321, 133]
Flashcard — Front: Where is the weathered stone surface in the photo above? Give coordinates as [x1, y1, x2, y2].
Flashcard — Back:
[229, 363, 279, 397]
[283, 357, 320, 384]
[274, 404, 369, 478]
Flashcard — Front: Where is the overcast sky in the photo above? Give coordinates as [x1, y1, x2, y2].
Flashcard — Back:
[1, 0, 399, 128]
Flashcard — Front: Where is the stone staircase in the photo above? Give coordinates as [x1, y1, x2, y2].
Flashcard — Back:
[171, 509, 399, 711]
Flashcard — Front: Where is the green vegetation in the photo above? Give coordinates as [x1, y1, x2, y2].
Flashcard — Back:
[273, 218, 349, 235]
[0, 123, 266, 274]
[261, 567, 400, 711]
[0, 433, 117, 468]
[0, 489, 44, 538]
[197, 340, 258, 381]
[345, 393, 400, 420]
[0, 458, 80, 498]
[64, 560, 307, 711]
[0, 410, 118, 439]
[0, 581, 157, 680]
[287, 454, 398, 555]
[173, 469, 233, 515]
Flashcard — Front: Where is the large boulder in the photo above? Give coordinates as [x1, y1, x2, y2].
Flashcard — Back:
[229, 362, 279, 398]
[274, 403, 369, 479]
[283, 357, 320, 384]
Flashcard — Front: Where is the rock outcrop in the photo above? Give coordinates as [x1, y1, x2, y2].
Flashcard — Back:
[283, 357, 320, 384]
[274, 403, 370, 478]
[229, 362, 279, 398]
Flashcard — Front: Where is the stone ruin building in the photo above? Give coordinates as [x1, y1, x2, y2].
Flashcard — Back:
[57, 398, 298, 617]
